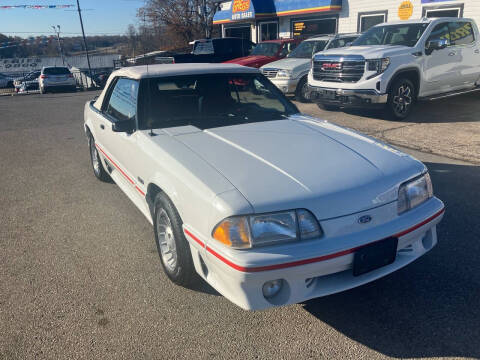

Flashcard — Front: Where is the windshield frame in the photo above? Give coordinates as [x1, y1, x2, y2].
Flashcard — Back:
[352, 23, 430, 48]
[287, 40, 328, 59]
[251, 42, 282, 57]
[138, 73, 299, 131]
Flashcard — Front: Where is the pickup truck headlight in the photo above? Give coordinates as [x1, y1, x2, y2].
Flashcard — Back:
[212, 209, 323, 249]
[367, 58, 390, 78]
[398, 173, 433, 214]
[276, 70, 292, 79]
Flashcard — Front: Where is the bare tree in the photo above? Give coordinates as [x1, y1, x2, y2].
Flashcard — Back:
[138, 0, 218, 50]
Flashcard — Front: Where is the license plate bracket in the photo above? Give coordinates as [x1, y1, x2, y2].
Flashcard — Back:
[353, 237, 398, 276]
[323, 90, 337, 100]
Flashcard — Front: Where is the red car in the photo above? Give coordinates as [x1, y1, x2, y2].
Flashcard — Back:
[224, 39, 301, 68]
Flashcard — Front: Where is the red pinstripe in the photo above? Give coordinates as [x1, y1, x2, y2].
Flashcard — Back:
[95, 143, 145, 197]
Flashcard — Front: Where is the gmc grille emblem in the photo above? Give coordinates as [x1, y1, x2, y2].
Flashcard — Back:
[322, 62, 342, 71]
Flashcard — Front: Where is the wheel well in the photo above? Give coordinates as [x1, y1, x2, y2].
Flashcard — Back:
[146, 183, 163, 218]
[388, 70, 420, 98]
[84, 124, 92, 136]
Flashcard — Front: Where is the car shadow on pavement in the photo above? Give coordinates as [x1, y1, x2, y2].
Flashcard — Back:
[302, 161, 480, 358]
[341, 93, 479, 124]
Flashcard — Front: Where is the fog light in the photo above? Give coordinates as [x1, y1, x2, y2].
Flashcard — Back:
[262, 279, 283, 299]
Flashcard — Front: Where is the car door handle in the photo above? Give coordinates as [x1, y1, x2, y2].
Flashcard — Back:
[100, 124, 105, 130]
[448, 52, 456, 56]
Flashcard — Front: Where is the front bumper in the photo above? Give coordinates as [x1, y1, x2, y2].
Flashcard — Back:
[270, 78, 299, 95]
[308, 85, 388, 108]
[184, 198, 444, 310]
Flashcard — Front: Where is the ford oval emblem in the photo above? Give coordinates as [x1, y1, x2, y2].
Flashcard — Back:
[358, 215, 372, 224]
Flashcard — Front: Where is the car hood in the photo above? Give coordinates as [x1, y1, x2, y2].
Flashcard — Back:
[261, 57, 310, 71]
[318, 45, 410, 59]
[224, 55, 275, 67]
[171, 115, 425, 219]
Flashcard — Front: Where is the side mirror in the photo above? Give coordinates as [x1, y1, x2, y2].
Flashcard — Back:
[112, 119, 135, 133]
[426, 38, 448, 54]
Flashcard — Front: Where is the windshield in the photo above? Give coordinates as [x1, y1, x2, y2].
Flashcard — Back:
[353, 23, 429, 47]
[251, 43, 281, 57]
[193, 41, 214, 55]
[142, 74, 299, 130]
[44, 67, 71, 75]
[288, 40, 328, 58]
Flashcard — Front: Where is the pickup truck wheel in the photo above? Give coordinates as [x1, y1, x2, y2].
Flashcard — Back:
[387, 78, 415, 120]
[88, 134, 111, 182]
[295, 76, 310, 103]
[154, 193, 194, 287]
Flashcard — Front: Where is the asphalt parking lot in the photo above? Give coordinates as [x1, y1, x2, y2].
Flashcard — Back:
[1, 91, 479, 359]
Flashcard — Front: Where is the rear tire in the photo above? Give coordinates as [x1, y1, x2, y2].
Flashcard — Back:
[88, 133, 111, 182]
[295, 76, 310, 103]
[387, 78, 415, 120]
[153, 193, 194, 287]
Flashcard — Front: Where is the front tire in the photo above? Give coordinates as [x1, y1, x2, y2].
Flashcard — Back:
[154, 193, 194, 287]
[387, 78, 415, 120]
[88, 133, 111, 182]
[295, 76, 310, 103]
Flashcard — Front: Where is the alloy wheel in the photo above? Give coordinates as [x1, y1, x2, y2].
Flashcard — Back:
[392, 83, 413, 116]
[156, 208, 178, 272]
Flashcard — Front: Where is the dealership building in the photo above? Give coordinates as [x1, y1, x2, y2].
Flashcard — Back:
[213, 0, 480, 42]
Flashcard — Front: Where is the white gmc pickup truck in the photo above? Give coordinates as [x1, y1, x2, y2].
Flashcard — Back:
[308, 18, 480, 119]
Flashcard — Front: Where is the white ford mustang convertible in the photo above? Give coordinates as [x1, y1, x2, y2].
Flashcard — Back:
[84, 64, 444, 310]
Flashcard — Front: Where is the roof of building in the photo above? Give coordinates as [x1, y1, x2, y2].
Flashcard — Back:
[111, 63, 260, 80]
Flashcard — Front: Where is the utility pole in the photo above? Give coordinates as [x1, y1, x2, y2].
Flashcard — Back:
[76, 0, 92, 86]
[52, 25, 65, 65]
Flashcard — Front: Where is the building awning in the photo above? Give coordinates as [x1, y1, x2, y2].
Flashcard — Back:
[213, 0, 342, 25]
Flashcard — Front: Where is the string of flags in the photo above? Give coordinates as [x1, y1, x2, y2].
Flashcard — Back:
[0, 5, 75, 9]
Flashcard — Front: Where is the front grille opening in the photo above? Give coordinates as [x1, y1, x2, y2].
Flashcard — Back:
[313, 59, 365, 83]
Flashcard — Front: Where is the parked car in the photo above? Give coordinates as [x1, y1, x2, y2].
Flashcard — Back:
[17, 80, 39, 93]
[261, 34, 360, 102]
[0, 73, 14, 88]
[14, 70, 41, 92]
[308, 18, 480, 120]
[39, 66, 76, 94]
[224, 38, 301, 68]
[91, 70, 112, 89]
[155, 37, 255, 64]
[84, 63, 445, 310]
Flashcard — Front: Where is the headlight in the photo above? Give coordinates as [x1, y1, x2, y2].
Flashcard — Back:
[398, 173, 433, 214]
[276, 70, 292, 79]
[367, 58, 390, 78]
[212, 209, 323, 249]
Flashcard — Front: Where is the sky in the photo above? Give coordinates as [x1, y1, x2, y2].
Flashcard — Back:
[0, 0, 144, 38]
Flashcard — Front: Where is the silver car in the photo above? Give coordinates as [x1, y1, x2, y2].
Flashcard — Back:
[39, 66, 76, 94]
[261, 33, 360, 102]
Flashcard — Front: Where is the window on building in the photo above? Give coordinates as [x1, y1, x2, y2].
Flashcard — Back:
[358, 11, 388, 33]
[423, 7, 462, 18]
[259, 22, 278, 42]
[225, 26, 251, 40]
[291, 18, 337, 39]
